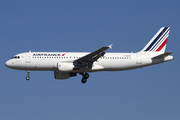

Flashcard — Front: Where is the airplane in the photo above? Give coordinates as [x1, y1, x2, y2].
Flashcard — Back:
[5, 27, 174, 84]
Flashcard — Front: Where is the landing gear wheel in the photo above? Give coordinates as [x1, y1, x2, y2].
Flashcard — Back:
[80, 72, 89, 84]
[26, 76, 30, 80]
[26, 71, 30, 81]
[83, 73, 89, 79]
[81, 78, 87, 84]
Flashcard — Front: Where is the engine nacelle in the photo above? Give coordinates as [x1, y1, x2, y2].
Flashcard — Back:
[57, 62, 74, 72]
[54, 71, 77, 80]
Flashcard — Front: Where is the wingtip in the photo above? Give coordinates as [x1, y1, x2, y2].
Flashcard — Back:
[108, 44, 113, 49]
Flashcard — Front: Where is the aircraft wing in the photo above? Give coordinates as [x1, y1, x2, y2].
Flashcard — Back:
[73, 44, 113, 68]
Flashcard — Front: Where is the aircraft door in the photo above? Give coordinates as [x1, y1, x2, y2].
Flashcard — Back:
[136, 54, 142, 64]
[25, 51, 31, 63]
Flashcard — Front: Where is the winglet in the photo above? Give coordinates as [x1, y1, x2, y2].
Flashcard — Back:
[108, 44, 113, 49]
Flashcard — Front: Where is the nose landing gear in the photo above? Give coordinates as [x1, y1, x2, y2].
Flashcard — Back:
[26, 71, 30, 80]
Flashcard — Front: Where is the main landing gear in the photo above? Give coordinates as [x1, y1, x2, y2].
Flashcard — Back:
[26, 71, 30, 80]
[80, 73, 89, 84]
[25, 71, 90, 84]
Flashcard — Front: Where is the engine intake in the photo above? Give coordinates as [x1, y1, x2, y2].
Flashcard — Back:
[57, 62, 74, 72]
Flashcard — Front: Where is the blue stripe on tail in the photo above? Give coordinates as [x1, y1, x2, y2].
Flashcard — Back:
[144, 27, 168, 51]
[149, 28, 170, 51]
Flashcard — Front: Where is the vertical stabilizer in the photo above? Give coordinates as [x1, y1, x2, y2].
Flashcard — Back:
[140, 27, 170, 53]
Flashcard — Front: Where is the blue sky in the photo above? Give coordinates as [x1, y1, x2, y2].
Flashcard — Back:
[0, 0, 179, 120]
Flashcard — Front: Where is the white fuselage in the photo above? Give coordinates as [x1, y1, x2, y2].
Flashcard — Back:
[5, 52, 173, 73]
[5, 27, 174, 83]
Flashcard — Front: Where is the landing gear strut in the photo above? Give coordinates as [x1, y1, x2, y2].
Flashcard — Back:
[81, 73, 89, 84]
[26, 71, 30, 80]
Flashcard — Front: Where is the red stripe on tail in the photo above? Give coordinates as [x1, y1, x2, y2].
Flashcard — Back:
[156, 37, 168, 52]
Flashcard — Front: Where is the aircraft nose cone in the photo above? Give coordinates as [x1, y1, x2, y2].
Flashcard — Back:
[5, 60, 11, 68]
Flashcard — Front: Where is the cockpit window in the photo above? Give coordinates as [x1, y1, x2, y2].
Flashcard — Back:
[12, 56, 20, 59]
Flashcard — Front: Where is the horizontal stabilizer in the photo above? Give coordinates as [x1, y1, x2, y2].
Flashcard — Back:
[152, 52, 173, 59]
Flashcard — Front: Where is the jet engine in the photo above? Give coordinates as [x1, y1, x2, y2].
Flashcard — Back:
[57, 62, 74, 72]
[54, 71, 77, 80]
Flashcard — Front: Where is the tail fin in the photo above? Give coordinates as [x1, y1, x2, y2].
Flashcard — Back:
[140, 27, 170, 53]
